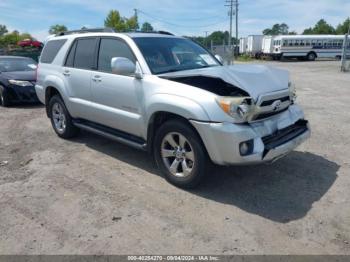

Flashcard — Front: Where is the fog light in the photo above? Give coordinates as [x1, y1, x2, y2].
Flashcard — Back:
[239, 140, 254, 156]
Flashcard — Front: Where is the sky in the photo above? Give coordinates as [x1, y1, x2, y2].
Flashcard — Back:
[0, 0, 349, 41]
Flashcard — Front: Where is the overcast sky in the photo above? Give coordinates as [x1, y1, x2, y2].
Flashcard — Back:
[0, 0, 349, 40]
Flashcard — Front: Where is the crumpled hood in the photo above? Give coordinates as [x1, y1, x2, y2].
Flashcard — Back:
[159, 64, 290, 101]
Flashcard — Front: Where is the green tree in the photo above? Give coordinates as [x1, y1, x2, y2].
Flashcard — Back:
[104, 10, 126, 32]
[49, 24, 68, 34]
[263, 23, 289, 35]
[0, 24, 8, 36]
[303, 19, 335, 34]
[0, 31, 20, 47]
[126, 15, 139, 31]
[302, 27, 313, 35]
[313, 19, 335, 34]
[141, 22, 154, 32]
[336, 18, 350, 34]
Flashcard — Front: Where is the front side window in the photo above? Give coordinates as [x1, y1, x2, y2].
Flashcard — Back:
[133, 37, 220, 74]
[98, 38, 135, 73]
[74, 38, 97, 70]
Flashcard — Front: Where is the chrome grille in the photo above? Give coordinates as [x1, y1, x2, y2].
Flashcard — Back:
[251, 91, 291, 121]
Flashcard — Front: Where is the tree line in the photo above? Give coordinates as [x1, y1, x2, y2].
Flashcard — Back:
[1, 10, 349, 49]
[263, 18, 350, 35]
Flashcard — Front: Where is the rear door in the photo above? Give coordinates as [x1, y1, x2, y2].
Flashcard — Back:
[62, 37, 98, 120]
[90, 37, 143, 137]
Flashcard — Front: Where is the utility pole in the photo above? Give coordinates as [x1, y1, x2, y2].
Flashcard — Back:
[235, 0, 239, 56]
[225, 0, 234, 49]
[225, 0, 238, 62]
[133, 8, 138, 32]
[204, 31, 209, 48]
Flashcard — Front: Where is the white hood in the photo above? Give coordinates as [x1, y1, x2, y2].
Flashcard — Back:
[159, 64, 290, 101]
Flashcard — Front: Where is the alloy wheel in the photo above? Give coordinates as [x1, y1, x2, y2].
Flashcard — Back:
[52, 102, 67, 134]
[161, 132, 195, 177]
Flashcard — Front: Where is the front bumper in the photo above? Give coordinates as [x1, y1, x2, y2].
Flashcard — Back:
[7, 84, 39, 103]
[190, 104, 310, 165]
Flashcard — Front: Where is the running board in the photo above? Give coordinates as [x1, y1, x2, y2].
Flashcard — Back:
[73, 120, 147, 151]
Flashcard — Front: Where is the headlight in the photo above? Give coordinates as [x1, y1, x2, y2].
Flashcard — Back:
[288, 81, 297, 103]
[216, 96, 253, 122]
[8, 80, 34, 87]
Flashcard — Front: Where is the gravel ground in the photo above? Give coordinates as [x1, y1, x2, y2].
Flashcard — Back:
[0, 60, 349, 255]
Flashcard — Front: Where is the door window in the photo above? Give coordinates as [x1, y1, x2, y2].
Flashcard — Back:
[98, 38, 136, 73]
[73, 38, 97, 70]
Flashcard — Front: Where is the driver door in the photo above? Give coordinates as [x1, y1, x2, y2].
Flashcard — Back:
[90, 37, 143, 137]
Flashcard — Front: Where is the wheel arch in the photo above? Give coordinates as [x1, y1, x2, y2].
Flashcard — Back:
[146, 111, 208, 155]
[45, 86, 64, 117]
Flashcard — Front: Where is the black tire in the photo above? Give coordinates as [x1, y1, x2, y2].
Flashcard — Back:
[307, 52, 316, 61]
[153, 119, 208, 188]
[48, 95, 79, 139]
[0, 85, 10, 107]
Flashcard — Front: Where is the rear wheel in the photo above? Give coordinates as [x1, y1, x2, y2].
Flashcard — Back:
[48, 95, 79, 138]
[0, 85, 10, 107]
[307, 52, 316, 61]
[154, 120, 207, 188]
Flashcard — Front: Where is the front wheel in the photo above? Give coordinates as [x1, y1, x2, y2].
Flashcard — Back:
[48, 95, 79, 139]
[154, 120, 208, 188]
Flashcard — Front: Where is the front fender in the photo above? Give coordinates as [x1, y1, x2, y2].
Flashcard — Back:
[145, 93, 211, 124]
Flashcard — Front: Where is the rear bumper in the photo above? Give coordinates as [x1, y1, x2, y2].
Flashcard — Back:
[190, 104, 310, 165]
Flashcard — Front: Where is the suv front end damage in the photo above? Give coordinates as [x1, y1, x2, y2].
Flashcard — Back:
[190, 104, 310, 166]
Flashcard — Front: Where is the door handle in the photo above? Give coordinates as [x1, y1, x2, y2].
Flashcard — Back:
[92, 75, 102, 82]
[63, 70, 70, 76]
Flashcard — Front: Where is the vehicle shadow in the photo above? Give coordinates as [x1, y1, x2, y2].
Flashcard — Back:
[73, 131, 339, 223]
[7, 103, 44, 109]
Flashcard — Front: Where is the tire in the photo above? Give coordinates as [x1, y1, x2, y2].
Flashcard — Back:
[0, 85, 10, 107]
[48, 95, 79, 139]
[153, 119, 208, 188]
[307, 52, 316, 61]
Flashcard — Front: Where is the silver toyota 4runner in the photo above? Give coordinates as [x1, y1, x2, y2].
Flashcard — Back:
[35, 29, 310, 188]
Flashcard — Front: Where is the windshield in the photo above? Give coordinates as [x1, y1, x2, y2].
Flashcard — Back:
[133, 37, 220, 74]
[0, 58, 37, 72]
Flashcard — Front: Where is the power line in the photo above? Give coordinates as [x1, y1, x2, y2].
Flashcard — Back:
[137, 9, 228, 28]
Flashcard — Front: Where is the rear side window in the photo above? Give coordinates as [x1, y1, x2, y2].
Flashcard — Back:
[40, 39, 67, 63]
[65, 41, 77, 67]
[98, 38, 135, 72]
[73, 38, 97, 70]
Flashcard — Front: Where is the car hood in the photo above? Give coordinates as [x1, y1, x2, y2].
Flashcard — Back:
[158, 64, 289, 100]
[0, 71, 36, 81]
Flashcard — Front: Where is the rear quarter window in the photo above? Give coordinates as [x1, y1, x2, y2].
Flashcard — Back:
[40, 39, 67, 64]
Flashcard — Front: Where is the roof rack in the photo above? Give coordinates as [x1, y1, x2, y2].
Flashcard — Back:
[56, 27, 115, 36]
[156, 31, 174, 36]
[129, 30, 174, 36]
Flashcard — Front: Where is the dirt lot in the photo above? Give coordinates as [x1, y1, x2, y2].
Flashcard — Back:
[0, 60, 349, 255]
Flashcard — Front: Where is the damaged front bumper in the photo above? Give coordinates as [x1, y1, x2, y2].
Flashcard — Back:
[190, 104, 310, 165]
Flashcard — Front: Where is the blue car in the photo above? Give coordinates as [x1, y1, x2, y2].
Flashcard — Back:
[0, 56, 39, 107]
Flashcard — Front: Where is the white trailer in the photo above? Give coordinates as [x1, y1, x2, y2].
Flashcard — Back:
[246, 35, 263, 57]
[239, 37, 248, 54]
[262, 35, 275, 55]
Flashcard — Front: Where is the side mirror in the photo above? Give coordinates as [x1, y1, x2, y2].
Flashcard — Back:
[215, 54, 224, 64]
[111, 57, 136, 76]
